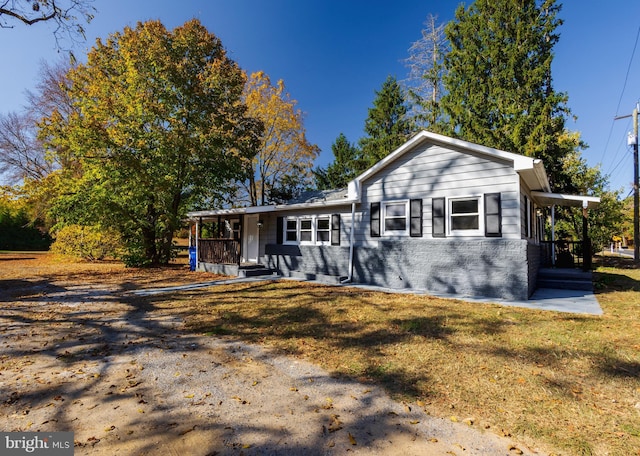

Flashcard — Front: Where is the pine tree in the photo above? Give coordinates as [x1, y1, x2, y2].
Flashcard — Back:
[359, 76, 415, 167]
[314, 133, 361, 190]
[441, 0, 570, 190]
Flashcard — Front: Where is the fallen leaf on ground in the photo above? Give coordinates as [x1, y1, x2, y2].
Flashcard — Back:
[328, 414, 343, 433]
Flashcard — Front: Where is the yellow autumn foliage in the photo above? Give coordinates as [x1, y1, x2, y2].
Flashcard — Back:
[243, 71, 319, 205]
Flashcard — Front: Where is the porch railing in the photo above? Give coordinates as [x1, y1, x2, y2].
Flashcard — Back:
[198, 238, 240, 265]
[540, 240, 590, 270]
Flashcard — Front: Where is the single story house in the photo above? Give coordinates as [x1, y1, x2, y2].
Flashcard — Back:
[186, 130, 600, 300]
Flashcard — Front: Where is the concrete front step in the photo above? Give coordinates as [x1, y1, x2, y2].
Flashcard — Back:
[238, 267, 276, 278]
[537, 278, 593, 291]
[537, 268, 593, 291]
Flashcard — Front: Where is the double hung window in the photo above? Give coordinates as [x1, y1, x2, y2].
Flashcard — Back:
[300, 219, 313, 243]
[430, 193, 501, 237]
[285, 219, 297, 242]
[383, 201, 409, 234]
[316, 217, 330, 243]
[281, 215, 338, 245]
[450, 197, 481, 234]
[370, 199, 423, 237]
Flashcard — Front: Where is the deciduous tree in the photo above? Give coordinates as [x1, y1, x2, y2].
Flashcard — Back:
[0, 60, 74, 185]
[241, 71, 318, 206]
[404, 14, 448, 129]
[552, 132, 624, 251]
[0, 0, 95, 50]
[0, 111, 51, 183]
[41, 19, 261, 266]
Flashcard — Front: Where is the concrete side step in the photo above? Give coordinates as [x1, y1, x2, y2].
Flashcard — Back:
[239, 268, 276, 278]
[537, 278, 593, 291]
[537, 268, 592, 281]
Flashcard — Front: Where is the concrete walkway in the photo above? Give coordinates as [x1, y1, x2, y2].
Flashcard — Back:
[128, 276, 604, 316]
[423, 287, 603, 315]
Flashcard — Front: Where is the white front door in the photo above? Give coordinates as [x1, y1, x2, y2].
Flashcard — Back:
[244, 215, 260, 263]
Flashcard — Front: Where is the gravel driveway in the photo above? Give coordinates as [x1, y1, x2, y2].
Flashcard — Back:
[0, 277, 535, 455]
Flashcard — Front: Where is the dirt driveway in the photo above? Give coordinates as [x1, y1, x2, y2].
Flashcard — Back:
[0, 255, 534, 455]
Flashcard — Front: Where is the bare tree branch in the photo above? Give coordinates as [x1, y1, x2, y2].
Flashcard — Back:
[0, 0, 95, 50]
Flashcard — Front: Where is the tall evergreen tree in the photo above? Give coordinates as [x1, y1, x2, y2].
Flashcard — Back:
[314, 133, 361, 190]
[441, 0, 570, 191]
[359, 76, 415, 167]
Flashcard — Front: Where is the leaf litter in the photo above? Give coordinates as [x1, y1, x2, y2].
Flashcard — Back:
[0, 254, 541, 455]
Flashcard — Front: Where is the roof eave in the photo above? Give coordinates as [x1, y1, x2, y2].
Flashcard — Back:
[185, 197, 356, 221]
[531, 191, 601, 209]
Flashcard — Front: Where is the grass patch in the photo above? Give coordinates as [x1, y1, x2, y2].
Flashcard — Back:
[1, 253, 639, 455]
[172, 260, 639, 455]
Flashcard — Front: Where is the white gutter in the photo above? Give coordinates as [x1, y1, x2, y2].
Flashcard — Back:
[186, 198, 357, 221]
[341, 202, 356, 284]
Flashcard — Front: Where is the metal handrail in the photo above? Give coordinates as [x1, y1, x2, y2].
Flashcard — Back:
[540, 240, 585, 268]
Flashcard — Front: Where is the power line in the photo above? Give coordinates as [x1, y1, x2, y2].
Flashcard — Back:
[615, 26, 640, 116]
[599, 25, 640, 166]
[604, 118, 631, 175]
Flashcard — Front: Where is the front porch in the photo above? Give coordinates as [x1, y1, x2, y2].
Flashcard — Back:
[189, 212, 275, 278]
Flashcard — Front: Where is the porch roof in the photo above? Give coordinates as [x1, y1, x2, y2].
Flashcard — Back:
[186, 192, 354, 221]
[531, 191, 600, 209]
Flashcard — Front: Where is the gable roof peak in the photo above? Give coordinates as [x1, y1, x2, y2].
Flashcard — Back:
[347, 130, 551, 201]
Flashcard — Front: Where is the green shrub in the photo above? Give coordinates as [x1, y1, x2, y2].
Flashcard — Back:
[51, 224, 122, 261]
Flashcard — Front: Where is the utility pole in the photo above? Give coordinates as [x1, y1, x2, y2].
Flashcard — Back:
[615, 103, 639, 263]
[634, 105, 639, 263]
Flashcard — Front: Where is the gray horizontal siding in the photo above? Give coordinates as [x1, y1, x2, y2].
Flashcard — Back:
[359, 142, 521, 241]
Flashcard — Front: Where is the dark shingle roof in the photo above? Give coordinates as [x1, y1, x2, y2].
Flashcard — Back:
[286, 188, 348, 204]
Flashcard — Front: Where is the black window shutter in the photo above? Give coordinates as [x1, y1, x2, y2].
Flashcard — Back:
[485, 193, 502, 237]
[331, 214, 341, 245]
[410, 199, 423, 237]
[432, 197, 446, 238]
[370, 202, 381, 237]
[276, 216, 284, 244]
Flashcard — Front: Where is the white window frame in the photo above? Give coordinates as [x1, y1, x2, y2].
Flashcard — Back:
[315, 216, 331, 245]
[284, 217, 298, 244]
[299, 217, 314, 245]
[448, 195, 483, 237]
[382, 200, 410, 236]
[282, 215, 333, 245]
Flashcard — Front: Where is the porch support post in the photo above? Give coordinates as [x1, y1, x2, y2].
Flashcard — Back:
[238, 216, 243, 266]
[551, 205, 556, 267]
[195, 219, 200, 269]
[582, 201, 591, 271]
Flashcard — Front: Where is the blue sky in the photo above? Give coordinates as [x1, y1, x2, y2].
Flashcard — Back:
[2, 0, 640, 194]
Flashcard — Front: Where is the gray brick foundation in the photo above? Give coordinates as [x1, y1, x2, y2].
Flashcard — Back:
[265, 239, 535, 300]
